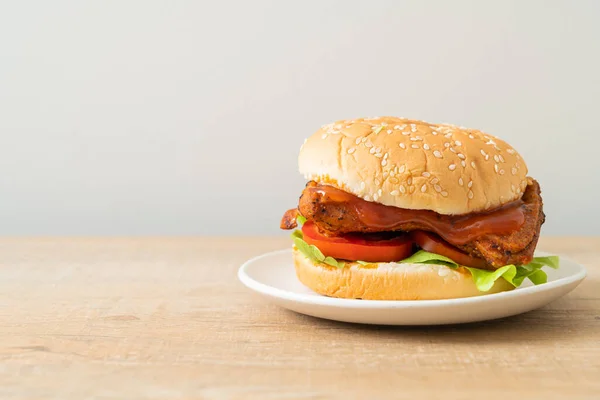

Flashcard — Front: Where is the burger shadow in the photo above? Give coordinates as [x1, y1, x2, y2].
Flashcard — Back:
[286, 307, 595, 343]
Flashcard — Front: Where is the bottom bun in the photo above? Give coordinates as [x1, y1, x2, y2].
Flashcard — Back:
[293, 248, 514, 300]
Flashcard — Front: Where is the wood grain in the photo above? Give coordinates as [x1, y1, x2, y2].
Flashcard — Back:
[0, 237, 598, 399]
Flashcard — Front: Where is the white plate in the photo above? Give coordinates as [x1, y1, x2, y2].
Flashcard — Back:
[238, 249, 586, 325]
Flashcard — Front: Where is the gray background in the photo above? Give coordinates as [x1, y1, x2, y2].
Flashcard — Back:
[0, 0, 598, 235]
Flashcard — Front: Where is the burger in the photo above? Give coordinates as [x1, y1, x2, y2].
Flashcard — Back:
[280, 117, 559, 300]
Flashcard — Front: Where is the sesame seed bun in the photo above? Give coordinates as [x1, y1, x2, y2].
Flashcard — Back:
[299, 117, 528, 215]
[293, 248, 514, 300]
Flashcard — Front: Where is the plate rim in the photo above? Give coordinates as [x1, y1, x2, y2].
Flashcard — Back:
[238, 248, 587, 308]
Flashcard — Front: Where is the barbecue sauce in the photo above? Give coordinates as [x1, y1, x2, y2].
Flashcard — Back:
[309, 185, 525, 245]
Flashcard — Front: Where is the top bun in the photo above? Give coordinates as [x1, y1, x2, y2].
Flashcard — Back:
[299, 117, 528, 215]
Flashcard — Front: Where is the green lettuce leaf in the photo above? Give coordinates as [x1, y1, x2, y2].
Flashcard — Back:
[398, 250, 558, 292]
[465, 265, 517, 292]
[400, 250, 457, 267]
[296, 214, 307, 225]
[528, 255, 560, 270]
[292, 236, 345, 269]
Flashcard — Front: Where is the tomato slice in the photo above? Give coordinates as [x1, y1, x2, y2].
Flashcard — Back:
[412, 231, 487, 268]
[301, 221, 413, 262]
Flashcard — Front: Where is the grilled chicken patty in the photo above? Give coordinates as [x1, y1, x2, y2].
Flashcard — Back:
[281, 180, 544, 268]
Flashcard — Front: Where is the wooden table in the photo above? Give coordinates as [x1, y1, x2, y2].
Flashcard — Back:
[0, 237, 598, 399]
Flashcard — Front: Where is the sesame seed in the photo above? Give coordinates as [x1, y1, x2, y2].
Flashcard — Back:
[399, 185, 406, 194]
[421, 185, 427, 193]
[390, 190, 399, 196]
[411, 144, 419, 149]
[511, 167, 517, 175]
[394, 125, 402, 130]
[387, 129, 392, 134]
[410, 137, 418, 141]
[381, 159, 387, 166]
[468, 190, 474, 199]
[434, 184, 442, 192]
[364, 194, 371, 201]
[433, 150, 443, 158]
[384, 153, 389, 159]
[469, 134, 475, 139]
[399, 143, 406, 149]
[321, 134, 328, 139]
[461, 160, 466, 167]
[383, 171, 389, 178]
[423, 143, 430, 150]
[458, 178, 464, 186]
[399, 165, 406, 173]
[407, 177, 412, 185]
[468, 180, 473, 188]
[402, 131, 411, 136]
[454, 140, 462, 146]
[499, 155, 505, 163]
[375, 153, 383, 158]
[431, 178, 439, 184]
[370, 147, 376, 154]
[494, 164, 499, 173]
[373, 193, 379, 201]
[449, 164, 456, 171]
[378, 189, 383, 196]
[422, 172, 431, 177]
[355, 138, 361, 145]
[441, 191, 448, 197]
[449, 147, 456, 153]
[390, 170, 395, 177]
[494, 155, 500, 163]
[480, 149, 487, 157]
[360, 181, 366, 190]
[507, 149, 515, 155]
[471, 161, 476, 169]
[457, 153, 466, 159]
[375, 178, 381, 186]
[361, 137, 367, 143]
[347, 148, 356, 154]
[485, 154, 489, 161]
[444, 142, 450, 148]
[409, 186, 415, 194]
[499, 169, 505, 175]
